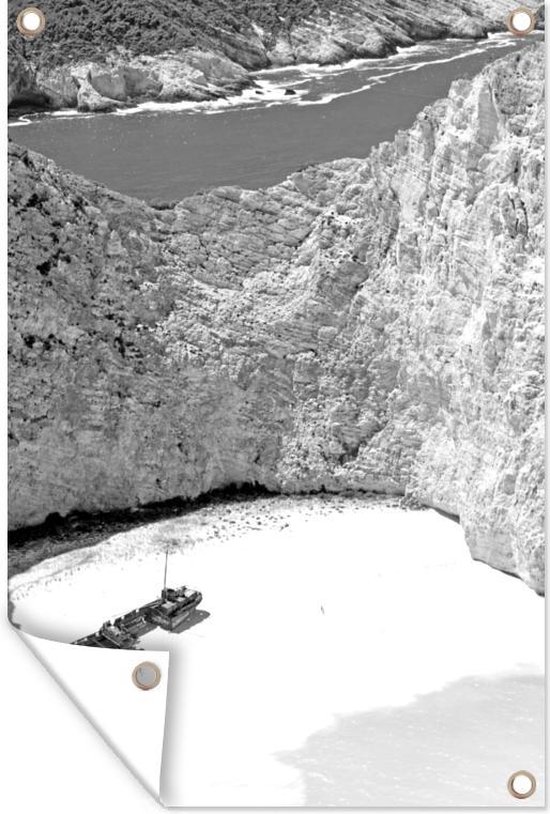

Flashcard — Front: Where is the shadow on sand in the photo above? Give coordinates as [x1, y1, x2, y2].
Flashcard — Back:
[171, 609, 211, 634]
[277, 672, 545, 807]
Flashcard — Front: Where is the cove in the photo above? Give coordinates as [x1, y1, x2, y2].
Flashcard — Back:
[9, 495, 544, 806]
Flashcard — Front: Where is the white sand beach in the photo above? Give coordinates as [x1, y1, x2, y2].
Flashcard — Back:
[9, 496, 544, 806]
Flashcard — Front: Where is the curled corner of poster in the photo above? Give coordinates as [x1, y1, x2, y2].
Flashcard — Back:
[14, 623, 170, 805]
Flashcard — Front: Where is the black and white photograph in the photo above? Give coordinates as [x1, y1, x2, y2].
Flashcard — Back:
[7, 0, 545, 806]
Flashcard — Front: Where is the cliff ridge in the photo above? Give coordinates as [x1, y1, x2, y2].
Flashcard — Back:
[8, 46, 545, 592]
[9, 0, 528, 112]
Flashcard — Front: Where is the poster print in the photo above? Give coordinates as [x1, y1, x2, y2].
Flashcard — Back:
[8, 1, 544, 806]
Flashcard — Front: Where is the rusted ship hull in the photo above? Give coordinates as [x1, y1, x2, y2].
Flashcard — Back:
[72, 586, 203, 649]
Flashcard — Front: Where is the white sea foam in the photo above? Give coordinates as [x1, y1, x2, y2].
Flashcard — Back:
[293, 38, 519, 108]
[117, 37, 515, 116]
[8, 114, 34, 127]
[8, 33, 524, 126]
[50, 110, 96, 120]
[111, 79, 308, 117]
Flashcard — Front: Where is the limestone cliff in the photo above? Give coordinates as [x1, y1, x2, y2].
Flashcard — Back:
[8, 0, 528, 112]
[8, 46, 544, 592]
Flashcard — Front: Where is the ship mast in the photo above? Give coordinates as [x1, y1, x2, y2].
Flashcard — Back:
[162, 544, 169, 594]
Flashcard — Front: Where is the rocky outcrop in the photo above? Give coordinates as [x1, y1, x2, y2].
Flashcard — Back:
[8, 46, 544, 592]
[9, 50, 251, 112]
[8, 0, 533, 112]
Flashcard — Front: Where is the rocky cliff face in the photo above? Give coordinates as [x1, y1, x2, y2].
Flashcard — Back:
[9, 0, 524, 112]
[9, 46, 544, 592]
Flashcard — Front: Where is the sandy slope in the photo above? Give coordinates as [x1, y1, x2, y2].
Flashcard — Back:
[9, 496, 544, 805]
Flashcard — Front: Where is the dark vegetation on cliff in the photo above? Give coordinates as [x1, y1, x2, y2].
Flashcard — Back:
[9, 0, 528, 68]
[10, 1, 543, 113]
[8, 0, 353, 65]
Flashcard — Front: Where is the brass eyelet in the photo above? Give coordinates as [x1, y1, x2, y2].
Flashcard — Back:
[507, 770, 537, 799]
[506, 7, 537, 36]
[132, 661, 162, 691]
[16, 6, 46, 39]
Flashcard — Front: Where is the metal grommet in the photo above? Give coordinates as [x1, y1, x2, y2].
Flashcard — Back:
[506, 7, 537, 35]
[16, 6, 46, 39]
[132, 661, 162, 691]
[507, 770, 537, 799]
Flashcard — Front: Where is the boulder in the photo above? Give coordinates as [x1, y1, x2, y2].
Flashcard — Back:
[76, 75, 118, 112]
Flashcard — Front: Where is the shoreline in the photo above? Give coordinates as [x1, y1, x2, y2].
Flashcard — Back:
[8, 29, 515, 119]
[7, 32, 522, 126]
[8, 487, 418, 581]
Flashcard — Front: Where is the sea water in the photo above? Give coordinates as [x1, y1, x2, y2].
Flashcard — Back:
[9, 34, 541, 201]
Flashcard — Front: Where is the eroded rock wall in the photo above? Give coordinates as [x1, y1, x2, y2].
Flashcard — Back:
[9, 46, 544, 591]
